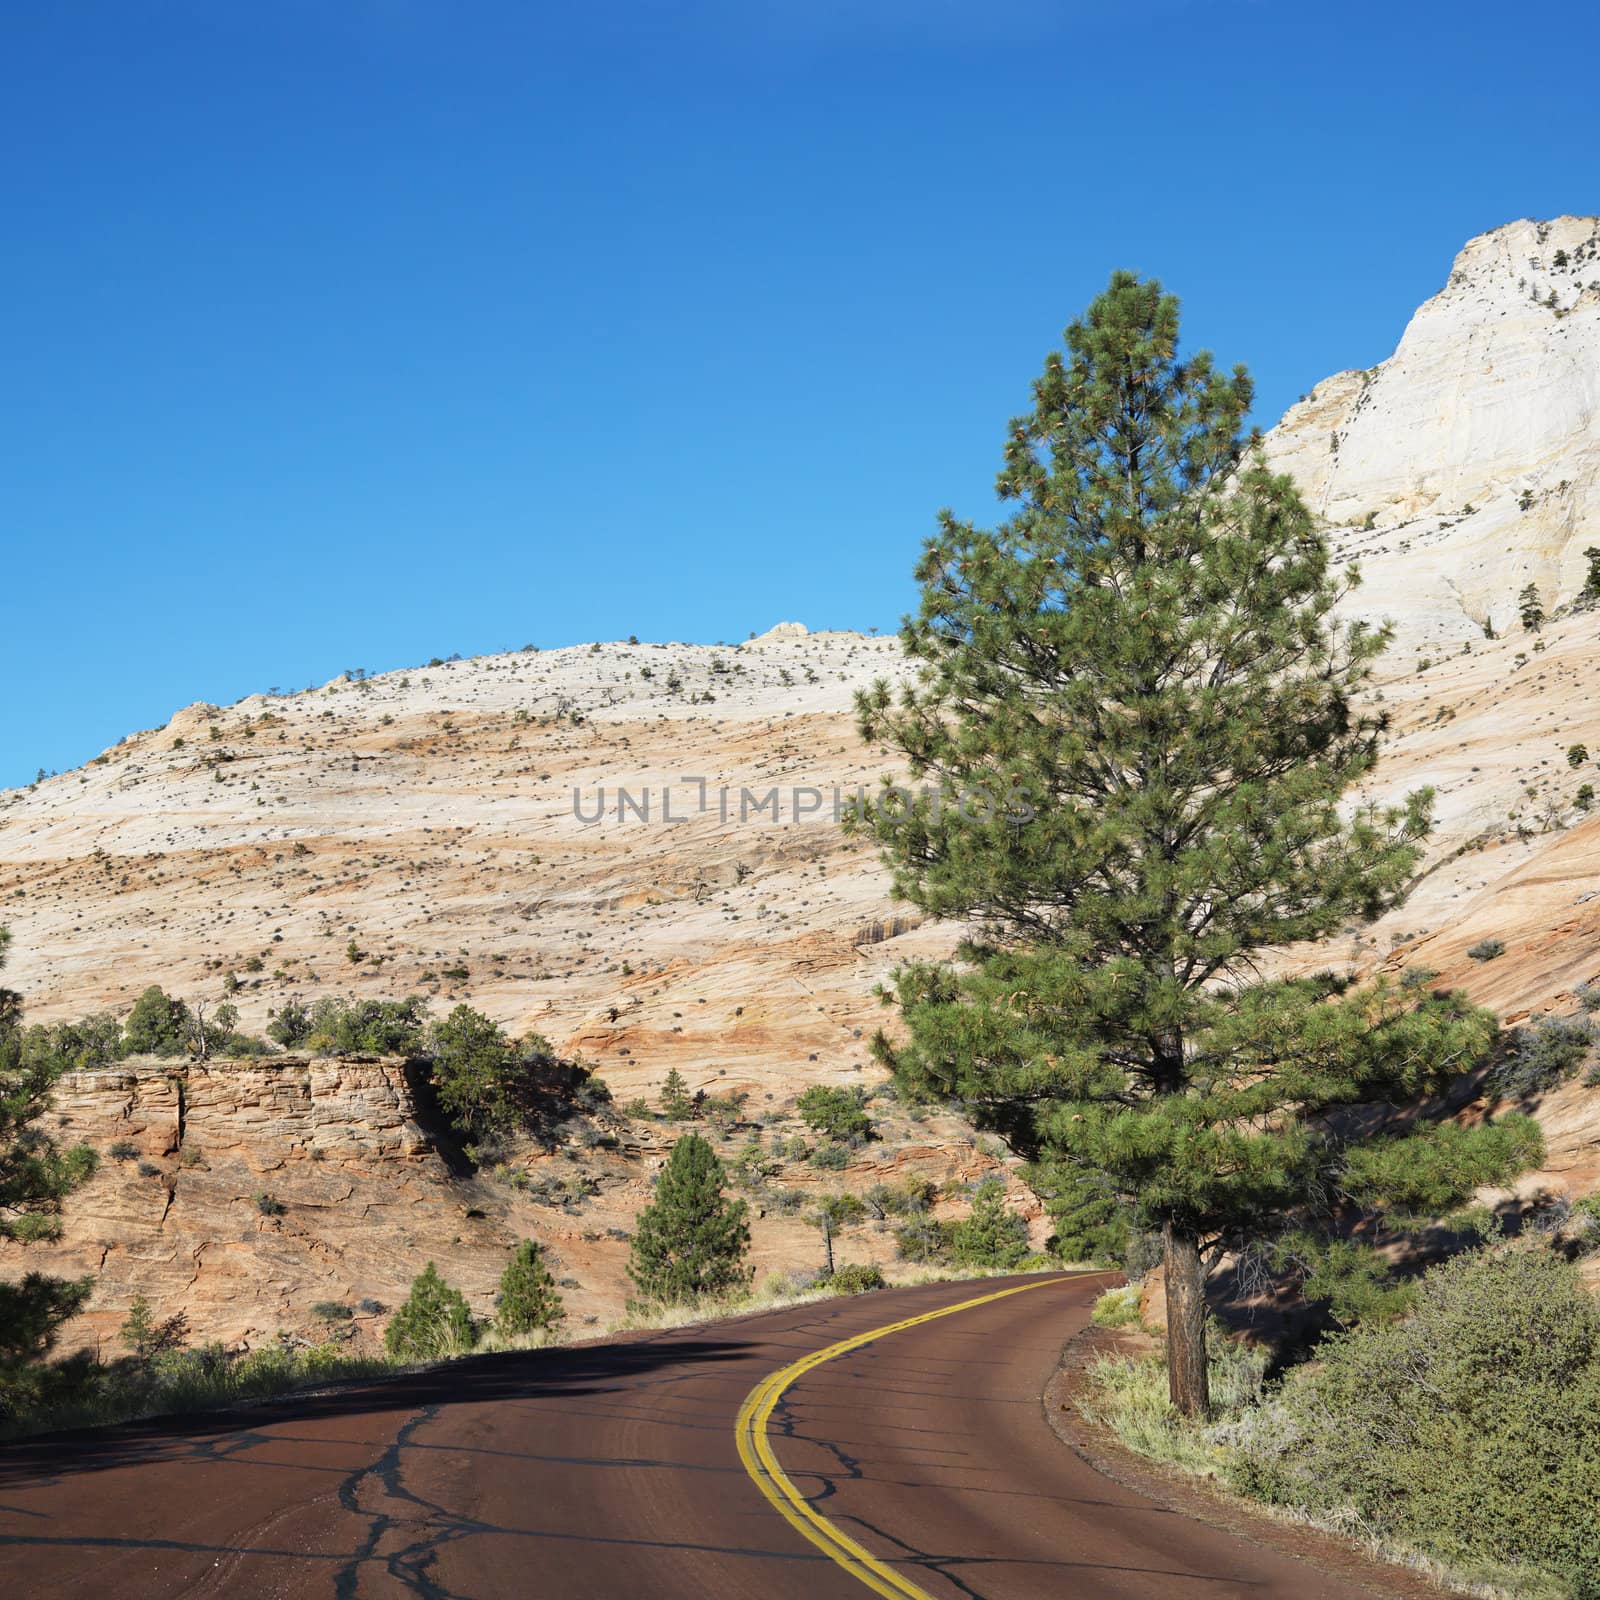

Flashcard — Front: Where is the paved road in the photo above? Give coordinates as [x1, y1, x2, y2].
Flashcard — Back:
[0, 1273, 1394, 1599]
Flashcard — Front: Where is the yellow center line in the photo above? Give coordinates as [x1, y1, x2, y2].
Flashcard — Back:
[733, 1274, 1084, 1599]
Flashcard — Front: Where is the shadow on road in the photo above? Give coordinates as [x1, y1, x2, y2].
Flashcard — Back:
[0, 1333, 754, 1489]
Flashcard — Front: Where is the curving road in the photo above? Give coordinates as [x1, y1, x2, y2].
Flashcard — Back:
[1, 1273, 1396, 1599]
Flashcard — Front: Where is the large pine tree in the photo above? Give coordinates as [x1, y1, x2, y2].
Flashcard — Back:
[857, 274, 1532, 1414]
[628, 1134, 750, 1305]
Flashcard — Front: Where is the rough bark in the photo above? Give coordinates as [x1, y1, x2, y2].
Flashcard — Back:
[1163, 1220, 1210, 1417]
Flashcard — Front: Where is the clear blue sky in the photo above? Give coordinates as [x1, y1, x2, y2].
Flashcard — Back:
[3, 1, 1595, 789]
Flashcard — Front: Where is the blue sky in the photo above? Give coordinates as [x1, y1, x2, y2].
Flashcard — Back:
[3, 0, 1595, 788]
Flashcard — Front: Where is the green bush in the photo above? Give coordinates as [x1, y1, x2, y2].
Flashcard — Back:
[807, 1141, 850, 1170]
[796, 1085, 873, 1145]
[305, 995, 429, 1056]
[384, 1263, 478, 1359]
[826, 1264, 886, 1294]
[1466, 937, 1506, 962]
[1090, 1284, 1142, 1327]
[494, 1240, 565, 1337]
[429, 1004, 518, 1137]
[268, 1000, 312, 1049]
[865, 1176, 936, 1218]
[122, 986, 190, 1056]
[627, 1135, 750, 1306]
[1226, 1248, 1600, 1596]
[948, 1178, 1031, 1268]
[894, 1215, 951, 1263]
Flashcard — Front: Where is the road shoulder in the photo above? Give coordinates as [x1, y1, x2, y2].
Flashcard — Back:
[1042, 1322, 1457, 1600]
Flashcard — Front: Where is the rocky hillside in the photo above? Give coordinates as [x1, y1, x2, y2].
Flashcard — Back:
[3, 215, 1599, 1350]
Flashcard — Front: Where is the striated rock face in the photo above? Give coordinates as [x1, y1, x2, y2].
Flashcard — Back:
[6, 1050, 1029, 1355]
[13, 1056, 443, 1353]
[1264, 215, 1600, 655]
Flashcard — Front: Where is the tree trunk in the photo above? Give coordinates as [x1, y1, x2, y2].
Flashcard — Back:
[1163, 1220, 1209, 1418]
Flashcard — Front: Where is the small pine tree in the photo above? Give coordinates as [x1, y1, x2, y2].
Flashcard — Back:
[1568, 744, 1589, 769]
[384, 1263, 478, 1359]
[948, 1179, 1031, 1269]
[495, 1240, 565, 1337]
[119, 1294, 188, 1362]
[1583, 547, 1600, 602]
[627, 1134, 750, 1304]
[1519, 583, 1545, 632]
[429, 1005, 519, 1140]
[120, 1295, 155, 1358]
[658, 1067, 693, 1120]
[122, 985, 190, 1057]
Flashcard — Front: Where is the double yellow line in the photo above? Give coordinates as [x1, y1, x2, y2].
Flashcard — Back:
[733, 1277, 1069, 1599]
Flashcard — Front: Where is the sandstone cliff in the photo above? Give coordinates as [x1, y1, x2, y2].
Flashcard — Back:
[4, 216, 1600, 1348]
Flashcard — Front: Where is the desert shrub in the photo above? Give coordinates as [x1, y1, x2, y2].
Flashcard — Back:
[384, 1263, 478, 1359]
[1090, 1284, 1142, 1327]
[1488, 1013, 1596, 1097]
[1226, 1247, 1600, 1596]
[699, 1092, 746, 1131]
[948, 1178, 1030, 1268]
[807, 1141, 850, 1170]
[311, 1301, 353, 1322]
[254, 1192, 285, 1216]
[796, 1085, 873, 1145]
[1466, 938, 1506, 962]
[826, 1264, 886, 1294]
[573, 1072, 611, 1112]
[1578, 984, 1600, 1014]
[894, 1215, 951, 1263]
[108, 1140, 138, 1161]
[865, 1176, 937, 1218]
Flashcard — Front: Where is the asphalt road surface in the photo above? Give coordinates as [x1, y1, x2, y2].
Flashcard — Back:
[1, 1272, 1396, 1599]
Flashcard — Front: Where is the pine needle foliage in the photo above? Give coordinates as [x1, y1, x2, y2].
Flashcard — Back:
[384, 1263, 478, 1359]
[948, 1178, 1030, 1269]
[627, 1134, 750, 1305]
[494, 1240, 565, 1337]
[855, 275, 1524, 1413]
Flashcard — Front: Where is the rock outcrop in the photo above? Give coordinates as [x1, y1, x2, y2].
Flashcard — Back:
[1264, 214, 1600, 654]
